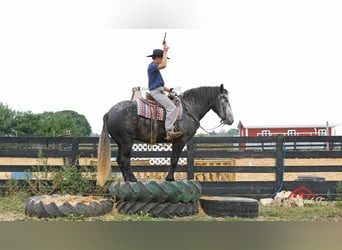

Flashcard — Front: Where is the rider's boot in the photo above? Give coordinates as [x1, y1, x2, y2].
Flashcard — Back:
[165, 130, 183, 141]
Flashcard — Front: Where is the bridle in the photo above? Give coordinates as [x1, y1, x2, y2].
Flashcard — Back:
[177, 95, 228, 134]
[219, 93, 230, 123]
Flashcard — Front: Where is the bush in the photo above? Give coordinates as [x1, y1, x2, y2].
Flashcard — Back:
[23, 164, 106, 196]
[336, 182, 342, 201]
[51, 165, 93, 195]
[2, 150, 107, 196]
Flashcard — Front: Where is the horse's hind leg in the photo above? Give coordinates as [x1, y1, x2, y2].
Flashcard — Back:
[117, 142, 137, 182]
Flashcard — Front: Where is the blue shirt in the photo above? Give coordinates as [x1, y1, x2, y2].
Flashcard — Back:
[147, 62, 164, 90]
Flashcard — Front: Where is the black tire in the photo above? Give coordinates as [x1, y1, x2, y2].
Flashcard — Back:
[199, 196, 259, 218]
[110, 180, 202, 203]
[115, 200, 199, 218]
[25, 195, 113, 218]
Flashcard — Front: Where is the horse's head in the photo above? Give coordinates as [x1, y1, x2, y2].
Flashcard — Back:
[212, 84, 234, 125]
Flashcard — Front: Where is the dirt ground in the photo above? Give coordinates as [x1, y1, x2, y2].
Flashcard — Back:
[0, 212, 26, 221]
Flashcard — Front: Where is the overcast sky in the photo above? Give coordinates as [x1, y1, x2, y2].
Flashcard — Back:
[1, 0, 342, 135]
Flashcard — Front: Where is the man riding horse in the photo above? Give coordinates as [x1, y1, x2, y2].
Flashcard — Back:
[147, 43, 183, 141]
[96, 36, 234, 185]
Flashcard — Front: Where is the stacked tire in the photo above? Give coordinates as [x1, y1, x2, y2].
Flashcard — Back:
[109, 180, 202, 218]
[25, 195, 113, 218]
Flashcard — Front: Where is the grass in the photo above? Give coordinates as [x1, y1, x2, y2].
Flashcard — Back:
[0, 193, 341, 221]
[258, 202, 342, 221]
[0, 193, 27, 214]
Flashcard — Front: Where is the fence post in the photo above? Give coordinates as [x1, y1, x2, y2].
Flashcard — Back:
[275, 134, 284, 192]
[186, 138, 195, 180]
[71, 137, 79, 166]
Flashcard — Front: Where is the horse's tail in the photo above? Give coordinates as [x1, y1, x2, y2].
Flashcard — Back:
[97, 114, 111, 187]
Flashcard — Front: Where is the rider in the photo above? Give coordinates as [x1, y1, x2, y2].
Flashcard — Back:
[147, 43, 183, 141]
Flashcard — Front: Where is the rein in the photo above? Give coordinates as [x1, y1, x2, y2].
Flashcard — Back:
[177, 96, 225, 134]
[199, 123, 225, 134]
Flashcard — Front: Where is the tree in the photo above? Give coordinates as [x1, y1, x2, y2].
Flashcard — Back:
[0, 102, 16, 136]
[0, 102, 92, 136]
[14, 111, 41, 136]
[226, 128, 239, 137]
[50, 110, 92, 136]
[30, 110, 92, 136]
[196, 128, 240, 137]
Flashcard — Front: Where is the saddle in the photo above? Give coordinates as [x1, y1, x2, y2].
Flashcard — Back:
[135, 92, 184, 144]
[145, 91, 177, 106]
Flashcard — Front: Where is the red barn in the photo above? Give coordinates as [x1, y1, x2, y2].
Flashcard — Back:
[238, 121, 335, 137]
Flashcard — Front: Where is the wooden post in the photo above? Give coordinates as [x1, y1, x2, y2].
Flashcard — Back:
[186, 138, 195, 180]
[275, 134, 284, 193]
[326, 121, 330, 150]
[71, 137, 79, 166]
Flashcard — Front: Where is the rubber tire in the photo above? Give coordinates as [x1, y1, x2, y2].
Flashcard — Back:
[25, 195, 113, 218]
[199, 196, 259, 218]
[110, 180, 202, 203]
[116, 200, 199, 218]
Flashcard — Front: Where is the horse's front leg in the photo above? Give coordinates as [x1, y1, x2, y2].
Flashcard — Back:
[117, 142, 137, 182]
[166, 141, 185, 181]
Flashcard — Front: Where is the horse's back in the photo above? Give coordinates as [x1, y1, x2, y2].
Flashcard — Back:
[105, 100, 134, 117]
[105, 100, 137, 132]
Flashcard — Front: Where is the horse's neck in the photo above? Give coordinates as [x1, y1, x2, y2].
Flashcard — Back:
[181, 86, 220, 121]
[182, 97, 212, 122]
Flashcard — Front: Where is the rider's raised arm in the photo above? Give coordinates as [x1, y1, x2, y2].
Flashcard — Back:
[158, 43, 169, 70]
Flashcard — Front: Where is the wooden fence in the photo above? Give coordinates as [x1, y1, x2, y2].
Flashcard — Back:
[0, 135, 342, 199]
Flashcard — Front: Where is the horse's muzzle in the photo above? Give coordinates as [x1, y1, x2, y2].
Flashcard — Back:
[221, 118, 234, 125]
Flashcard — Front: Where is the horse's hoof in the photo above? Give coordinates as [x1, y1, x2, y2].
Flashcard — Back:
[165, 176, 175, 182]
[125, 179, 137, 182]
[128, 175, 137, 182]
[125, 180, 137, 182]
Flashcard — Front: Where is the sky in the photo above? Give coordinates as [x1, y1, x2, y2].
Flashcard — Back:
[1, 0, 342, 135]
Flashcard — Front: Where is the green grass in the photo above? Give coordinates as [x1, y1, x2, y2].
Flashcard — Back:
[258, 203, 342, 221]
[0, 193, 341, 221]
[0, 193, 29, 214]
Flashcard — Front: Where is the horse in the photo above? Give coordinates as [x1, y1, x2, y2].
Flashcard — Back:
[97, 84, 234, 186]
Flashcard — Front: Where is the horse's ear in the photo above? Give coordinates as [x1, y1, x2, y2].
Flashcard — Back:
[220, 84, 224, 93]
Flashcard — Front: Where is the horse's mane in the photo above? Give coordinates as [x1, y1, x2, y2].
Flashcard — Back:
[181, 86, 221, 104]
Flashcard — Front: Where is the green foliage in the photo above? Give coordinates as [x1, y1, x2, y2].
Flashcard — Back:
[51, 165, 93, 195]
[14, 111, 41, 136]
[0, 102, 16, 136]
[3, 150, 103, 196]
[0, 101, 92, 136]
[336, 181, 342, 201]
[258, 204, 342, 221]
[24, 165, 99, 196]
[326, 190, 333, 201]
[36, 110, 91, 136]
[335, 201, 342, 208]
[0, 193, 29, 214]
[226, 128, 240, 136]
[0, 179, 23, 196]
[197, 128, 239, 137]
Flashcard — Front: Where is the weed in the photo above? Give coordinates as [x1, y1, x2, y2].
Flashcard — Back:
[335, 201, 342, 208]
[0, 179, 22, 196]
[2, 150, 107, 196]
[336, 181, 342, 201]
[0, 192, 29, 214]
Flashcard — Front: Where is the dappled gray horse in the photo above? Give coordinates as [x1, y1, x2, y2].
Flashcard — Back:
[97, 84, 234, 185]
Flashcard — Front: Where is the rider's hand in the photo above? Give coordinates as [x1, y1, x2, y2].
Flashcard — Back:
[169, 88, 177, 95]
[163, 43, 169, 52]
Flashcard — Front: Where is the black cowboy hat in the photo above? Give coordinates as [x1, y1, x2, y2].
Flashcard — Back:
[146, 49, 170, 59]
